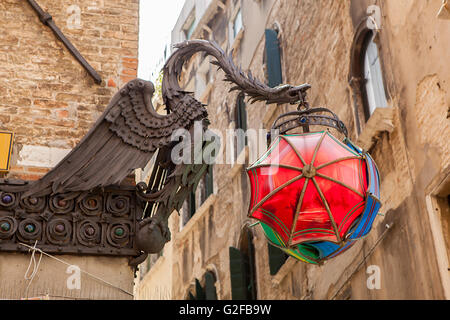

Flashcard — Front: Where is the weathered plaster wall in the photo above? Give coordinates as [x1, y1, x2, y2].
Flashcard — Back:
[137, 0, 449, 300]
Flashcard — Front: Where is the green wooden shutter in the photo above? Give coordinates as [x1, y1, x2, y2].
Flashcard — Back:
[195, 278, 206, 300]
[246, 230, 257, 300]
[188, 191, 196, 218]
[268, 243, 288, 275]
[236, 94, 248, 155]
[205, 272, 218, 300]
[229, 247, 248, 300]
[205, 165, 214, 199]
[236, 94, 247, 131]
[264, 29, 283, 88]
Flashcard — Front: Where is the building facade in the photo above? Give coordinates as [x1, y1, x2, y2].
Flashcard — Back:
[136, 0, 450, 300]
[0, 0, 139, 299]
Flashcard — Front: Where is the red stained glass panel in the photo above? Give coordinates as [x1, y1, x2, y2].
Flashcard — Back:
[248, 131, 369, 247]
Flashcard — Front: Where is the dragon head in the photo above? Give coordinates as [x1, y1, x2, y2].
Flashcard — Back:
[265, 83, 312, 105]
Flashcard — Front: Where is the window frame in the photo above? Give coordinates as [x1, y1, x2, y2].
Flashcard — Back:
[349, 21, 390, 135]
[229, 4, 244, 47]
[359, 31, 389, 121]
[182, 9, 197, 40]
[425, 168, 450, 299]
[235, 93, 248, 157]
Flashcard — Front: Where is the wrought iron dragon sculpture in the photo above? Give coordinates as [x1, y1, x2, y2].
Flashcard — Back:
[2, 40, 310, 266]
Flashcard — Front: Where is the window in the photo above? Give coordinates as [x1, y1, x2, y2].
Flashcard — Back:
[427, 171, 450, 297]
[187, 272, 218, 300]
[233, 9, 242, 39]
[188, 190, 196, 218]
[349, 23, 391, 135]
[183, 10, 196, 40]
[229, 228, 257, 300]
[264, 29, 283, 88]
[435, 193, 450, 260]
[182, 165, 214, 227]
[229, 7, 243, 45]
[235, 93, 247, 156]
[181, 189, 196, 227]
[361, 32, 388, 119]
[203, 164, 214, 201]
[186, 19, 196, 40]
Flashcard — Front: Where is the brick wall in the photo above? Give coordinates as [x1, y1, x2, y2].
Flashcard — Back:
[0, 0, 139, 180]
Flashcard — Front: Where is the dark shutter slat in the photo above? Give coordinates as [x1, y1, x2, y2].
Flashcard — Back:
[265, 29, 283, 88]
[195, 278, 206, 300]
[205, 165, 214, 198]
[205, 272, 218, 300]
[247, 230, 257, 300]
[268, 243, 288, 275]
[238, 95, 247, 131]
[189, 191, 196, 217]
[236, 95, 247, 154]
[229, 247, 248, 300]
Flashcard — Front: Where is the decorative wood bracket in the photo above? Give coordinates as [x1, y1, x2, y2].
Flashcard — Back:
[0, 180, 141, 257]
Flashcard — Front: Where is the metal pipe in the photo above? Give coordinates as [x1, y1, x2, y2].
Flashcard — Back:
[26, 0, 102, 84]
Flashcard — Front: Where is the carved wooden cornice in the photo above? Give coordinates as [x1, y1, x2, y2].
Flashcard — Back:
[0, 181, 142, 258]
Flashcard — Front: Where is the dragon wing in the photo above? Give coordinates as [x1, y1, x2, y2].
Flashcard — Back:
[22, 79, 202, 198]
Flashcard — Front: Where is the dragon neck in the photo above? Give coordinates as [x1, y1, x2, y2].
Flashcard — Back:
[162, 40, 280, 109]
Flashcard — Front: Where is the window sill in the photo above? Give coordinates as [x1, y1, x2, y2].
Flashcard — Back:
[229, 146, 249, 179]
[356, 107, 395, 150]
[175, 194, 217, 241]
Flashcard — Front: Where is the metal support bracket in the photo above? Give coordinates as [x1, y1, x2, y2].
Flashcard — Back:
[26, 0, 102, 84]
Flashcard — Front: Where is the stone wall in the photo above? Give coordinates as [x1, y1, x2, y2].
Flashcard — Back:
[140, 0, 450, 300]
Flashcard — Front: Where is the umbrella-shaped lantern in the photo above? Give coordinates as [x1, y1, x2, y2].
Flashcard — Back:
[247, 88, 381, 264]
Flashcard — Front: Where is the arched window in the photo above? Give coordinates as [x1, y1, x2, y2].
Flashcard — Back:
[350, 25, 389, 132]
[187, 271, 218, 300]
[361, 31, 388, 119]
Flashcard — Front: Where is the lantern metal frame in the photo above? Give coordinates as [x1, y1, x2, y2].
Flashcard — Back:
[271, 85, 348, 137]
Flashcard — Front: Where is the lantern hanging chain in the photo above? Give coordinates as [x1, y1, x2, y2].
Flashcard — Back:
[330, 222, 394, 300]
[297, 92, 310, 111]
[18, 242, 134, 298]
